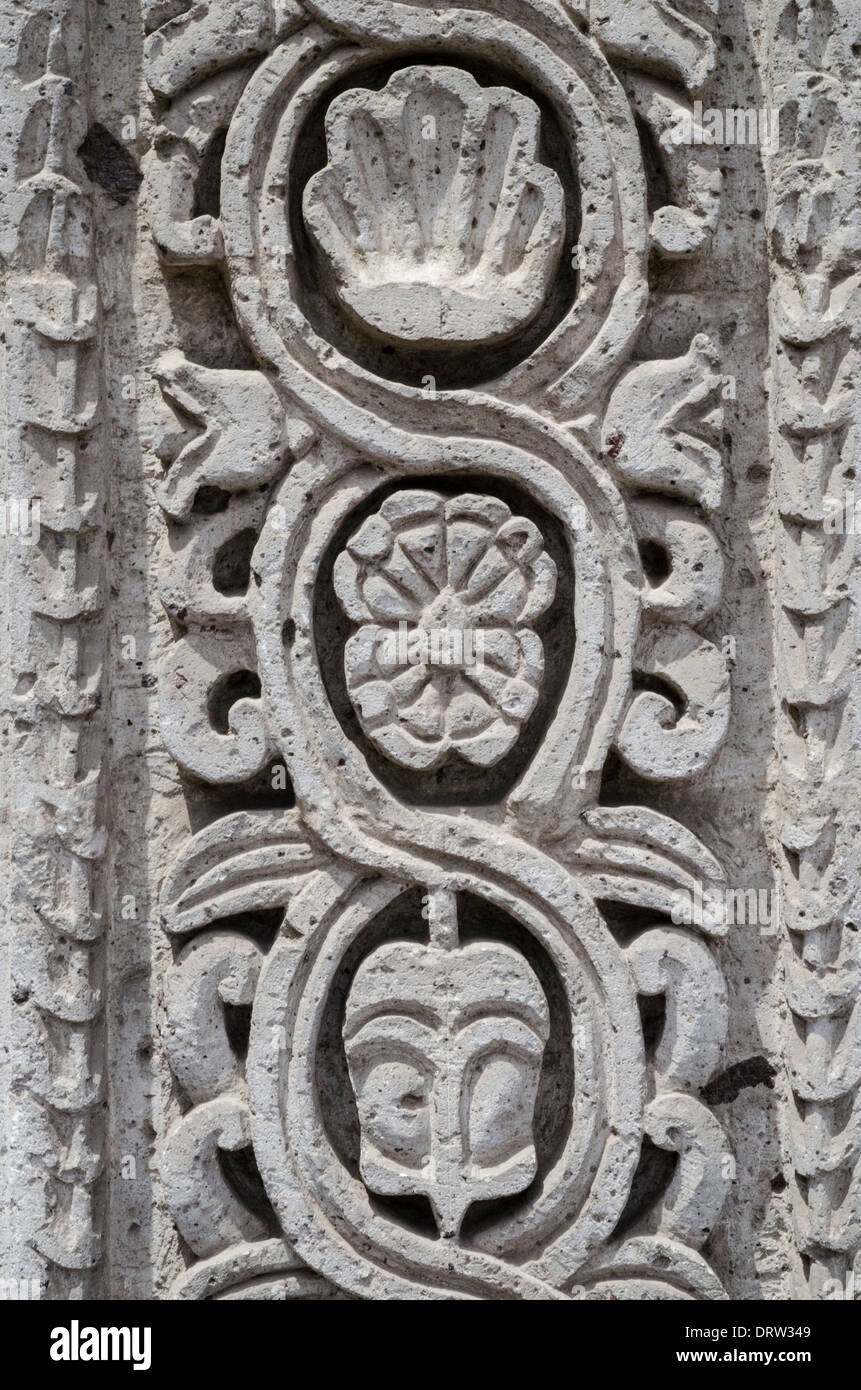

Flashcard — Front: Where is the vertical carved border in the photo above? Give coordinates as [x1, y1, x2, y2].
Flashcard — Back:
[763, 0, 861, 1299]
[0, 0, 107, 1292]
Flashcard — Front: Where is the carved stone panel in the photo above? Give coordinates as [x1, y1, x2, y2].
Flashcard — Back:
[1, 0, 859, 1307]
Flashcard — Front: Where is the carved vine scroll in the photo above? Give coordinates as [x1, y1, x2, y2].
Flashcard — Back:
[139, 0, 743, 1300]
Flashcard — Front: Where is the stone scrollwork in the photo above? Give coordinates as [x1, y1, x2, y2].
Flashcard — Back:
[144, 0, 738, 1300]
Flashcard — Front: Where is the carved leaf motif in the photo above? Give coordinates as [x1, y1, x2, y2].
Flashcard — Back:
[645, 1094, 731, 1247]
[158, 630, 269, 784]
[144, 0, 303, 99]
[574, 805, 726, 929]
[163, 931, 264, 1104]
[161, 1098, 268, 1257]
[170, 1239, 344, 1300]
[160, 492, 268, 626]
[624, 73, 722, 258]
[588, 0, 718, 93]
[616, 624, 730, 781]
[627, 927, 728, 1091]
[630, 500, 723, 625]
[153, 351, 291, 520]
[146, 67, 251, 265]
[160, 809, 328, 934]
[573, 1234, 728, 1300]
[602, 336, 725, 510]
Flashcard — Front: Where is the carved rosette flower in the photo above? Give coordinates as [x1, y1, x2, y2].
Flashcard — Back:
[333, 490, 557, 769]
[303, 65, 565, 349]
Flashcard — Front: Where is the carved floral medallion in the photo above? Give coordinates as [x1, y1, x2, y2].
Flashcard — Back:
[334, 489, 557, 768]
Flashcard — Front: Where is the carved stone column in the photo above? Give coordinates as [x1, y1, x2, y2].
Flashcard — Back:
[0, 0, 858, 1302]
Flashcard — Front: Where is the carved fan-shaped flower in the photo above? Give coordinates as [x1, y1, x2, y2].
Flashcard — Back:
[333, 490, 557, 770]
[303, 65, 565, 350]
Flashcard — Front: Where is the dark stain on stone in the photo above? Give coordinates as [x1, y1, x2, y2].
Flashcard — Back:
[701, 1055, 777, 1106]
[78, 124, 143, 204]
[605, 432, 625, 458]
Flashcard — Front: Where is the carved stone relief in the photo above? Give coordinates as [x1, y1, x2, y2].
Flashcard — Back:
[0, 0, 858, 1307]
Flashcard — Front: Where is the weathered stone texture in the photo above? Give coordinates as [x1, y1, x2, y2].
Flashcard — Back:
[1, 0, 858, 1300]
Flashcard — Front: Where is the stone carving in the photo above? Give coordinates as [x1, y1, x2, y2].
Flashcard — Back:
[305, 67, 565, 349]
[616, 624, 731, 782]
[7, 0, 853, 1309]
[765, 1, 861, 1299]
[622, 74, 722, 259]
[334, 489, 556, 768]
[344, 898, 551, 1237]
[153, 351, 289, 519]
[602, 336, 726, 510]
[139, 0, 737, 1301]
[587, 0, 719, 92]
[1, 0, 107, 1293]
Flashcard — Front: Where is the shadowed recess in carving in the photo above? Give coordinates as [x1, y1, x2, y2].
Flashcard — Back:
[611, 1137, 678, 1242]
[597, 899, 670, 945]
[78, 123, 143, 204]
[194, 129, 227, 219]
[178, 761, 295, 832]
[213, 528, 259, 595]
[164, 273, 259, 374]
[631, 672, 686, 721]
[288, 53, 580, 389]
[700, 1056, 777, 1106]
[639, 538, 673, 585]
[596, 752, 730, 842]
[635, 114, 671, 217]
[192, 485, 232, 515]
[314, 475, 575, 806]
[217, 1145, 280, 1234]
[207, 670, 261, 734]
[638, 989, 667, 1059]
